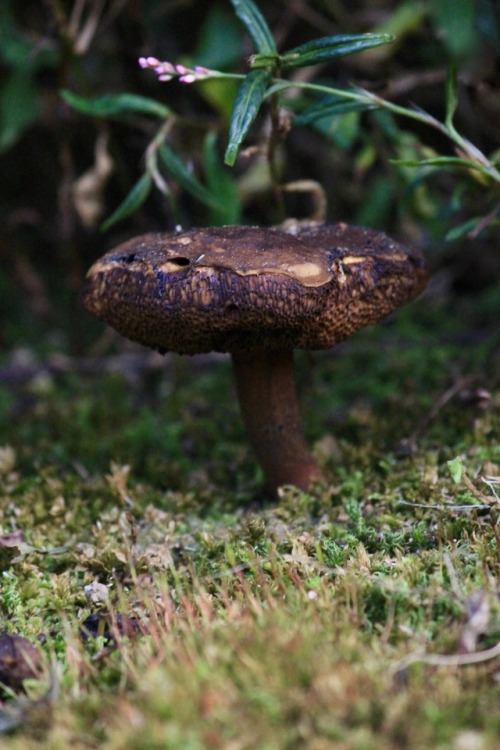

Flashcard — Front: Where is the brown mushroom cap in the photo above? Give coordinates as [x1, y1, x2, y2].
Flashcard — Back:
[83, 223, 427, 355]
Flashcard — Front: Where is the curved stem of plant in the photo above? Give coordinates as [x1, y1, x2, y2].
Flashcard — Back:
[232, 348, 323, 492]
[268, 80, 500, 182]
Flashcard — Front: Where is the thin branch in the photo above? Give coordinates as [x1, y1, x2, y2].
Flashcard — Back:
[394, 639, 500, 673]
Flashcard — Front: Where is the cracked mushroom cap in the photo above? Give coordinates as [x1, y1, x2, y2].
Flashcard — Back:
[82, 223, 427, 354]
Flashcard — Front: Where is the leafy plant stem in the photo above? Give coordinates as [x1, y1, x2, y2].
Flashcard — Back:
[269, 80, 500, 184]
[361, 90, 499, 178]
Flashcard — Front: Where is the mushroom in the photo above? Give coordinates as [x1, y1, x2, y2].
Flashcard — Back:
[82, 222, 427, 491]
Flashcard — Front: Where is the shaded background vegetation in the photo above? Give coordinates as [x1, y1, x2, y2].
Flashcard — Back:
[1, 0, 499, 356]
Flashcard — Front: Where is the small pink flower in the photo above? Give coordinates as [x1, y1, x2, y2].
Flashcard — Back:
[155, 61, 175, 75]
[139, 56, 214, 84]
[138, 56, 161, 68]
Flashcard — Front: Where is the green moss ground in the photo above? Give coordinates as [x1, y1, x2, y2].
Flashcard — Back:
[0, 290, 498, 749]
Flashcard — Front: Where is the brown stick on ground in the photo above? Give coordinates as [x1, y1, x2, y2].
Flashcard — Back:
[232, 348, 323, 491]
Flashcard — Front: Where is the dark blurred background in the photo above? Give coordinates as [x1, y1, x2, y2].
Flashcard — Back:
[0, 0, 499, 356]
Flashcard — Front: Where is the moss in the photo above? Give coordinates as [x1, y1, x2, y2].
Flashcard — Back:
[0, 292, 498, 747]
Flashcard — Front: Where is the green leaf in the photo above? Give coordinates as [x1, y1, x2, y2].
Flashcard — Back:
[100, 173, 152, 231]
[61, 91, 170, 119]
[354, 174, 394, 228]
[197, 78, 240, 119]
[294, 95, 375, 125]
[203, 132, 241, 225]
[193, 4, 243, 69]
[277, 33, 394, 70]
[229, 0, 277, 54]
[389, 156, 487, 173]
[0, 67, 40, 152]
[314, 111, 362, 150]
[445, 217, 500, 241]
[369, 0, 427, 39]
[431, 0, 475, 59]
[0, 3, 58, 68]
[447, 457, 463, 484]
[224, 69, 270, 166]
[445, 63, 458, 128]
[158, 143, 225, 210]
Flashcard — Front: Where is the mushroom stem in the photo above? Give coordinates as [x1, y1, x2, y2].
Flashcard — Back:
[231, 348, 323, 491]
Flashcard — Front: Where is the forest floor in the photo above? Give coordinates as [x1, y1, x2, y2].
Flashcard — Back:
[0, 282, 498, 749]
